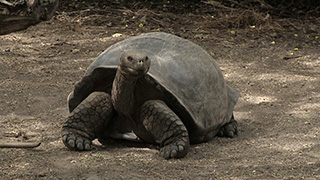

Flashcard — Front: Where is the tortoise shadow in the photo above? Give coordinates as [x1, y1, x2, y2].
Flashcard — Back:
[94, 138, 159, 151]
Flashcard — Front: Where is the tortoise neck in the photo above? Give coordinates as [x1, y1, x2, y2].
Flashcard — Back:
[111, 69, 138, 115]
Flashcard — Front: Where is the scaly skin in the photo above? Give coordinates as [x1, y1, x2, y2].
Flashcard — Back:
[141, 100, 190, 159]
[62, 92, 114, 151]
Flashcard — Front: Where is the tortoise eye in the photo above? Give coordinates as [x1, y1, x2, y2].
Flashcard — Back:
[145, 56, 149, 61]
[127, 56, 133, 62]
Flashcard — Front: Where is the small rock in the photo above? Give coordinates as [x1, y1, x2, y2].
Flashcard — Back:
[3, 48, 11, 52]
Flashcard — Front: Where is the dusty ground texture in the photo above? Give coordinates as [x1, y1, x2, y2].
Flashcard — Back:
[0, 1, 319, 179]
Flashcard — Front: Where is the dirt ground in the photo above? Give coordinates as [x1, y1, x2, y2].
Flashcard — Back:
[0, 1, 319, 179]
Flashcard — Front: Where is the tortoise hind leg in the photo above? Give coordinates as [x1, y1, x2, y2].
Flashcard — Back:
[217, 115, 238, 138]
[140, 100, 190, 159]
[62, 92, 114, 151]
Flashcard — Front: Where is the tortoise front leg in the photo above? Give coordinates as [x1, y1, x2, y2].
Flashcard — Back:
[62, 92, 114, 151]
[140, 100, 190, 159]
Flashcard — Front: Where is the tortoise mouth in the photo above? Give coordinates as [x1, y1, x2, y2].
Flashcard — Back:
[120, 66, 148, 77]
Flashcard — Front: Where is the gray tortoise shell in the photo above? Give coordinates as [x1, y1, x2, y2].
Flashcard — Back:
[68, 32, 239, 142]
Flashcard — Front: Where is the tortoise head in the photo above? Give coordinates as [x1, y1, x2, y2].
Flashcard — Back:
[119, 50, 150, 78]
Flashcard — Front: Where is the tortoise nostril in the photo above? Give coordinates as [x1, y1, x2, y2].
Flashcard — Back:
[127, 56, 133, 62]
[139, 60, 144, 64]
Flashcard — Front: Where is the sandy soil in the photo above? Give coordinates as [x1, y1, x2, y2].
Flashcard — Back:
[0, 1, 319, 179]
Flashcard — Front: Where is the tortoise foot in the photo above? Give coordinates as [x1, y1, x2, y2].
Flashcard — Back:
[217, 115, 238, 138]
[62, 92, 114, 151]
[160, 135, 190, 159]
[62, 129, 92, 151]
[141, 100, 190, 159]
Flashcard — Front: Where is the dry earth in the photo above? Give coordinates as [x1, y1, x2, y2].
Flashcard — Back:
[0, 1, 319, 180]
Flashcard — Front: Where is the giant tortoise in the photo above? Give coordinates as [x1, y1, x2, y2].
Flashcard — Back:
[62, 32, 239, 159]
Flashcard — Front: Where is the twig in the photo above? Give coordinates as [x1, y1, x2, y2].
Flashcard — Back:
[0, 141, 41, 148]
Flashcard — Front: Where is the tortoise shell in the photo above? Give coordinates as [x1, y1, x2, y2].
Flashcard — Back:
[68, 32, 239, 143]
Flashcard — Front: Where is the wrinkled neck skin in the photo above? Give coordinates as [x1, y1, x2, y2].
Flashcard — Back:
[111, 68, 138, 116]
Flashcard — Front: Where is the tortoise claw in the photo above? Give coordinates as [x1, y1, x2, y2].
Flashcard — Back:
[160, 138, 190, 159]
[62, 129, 92, 151]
